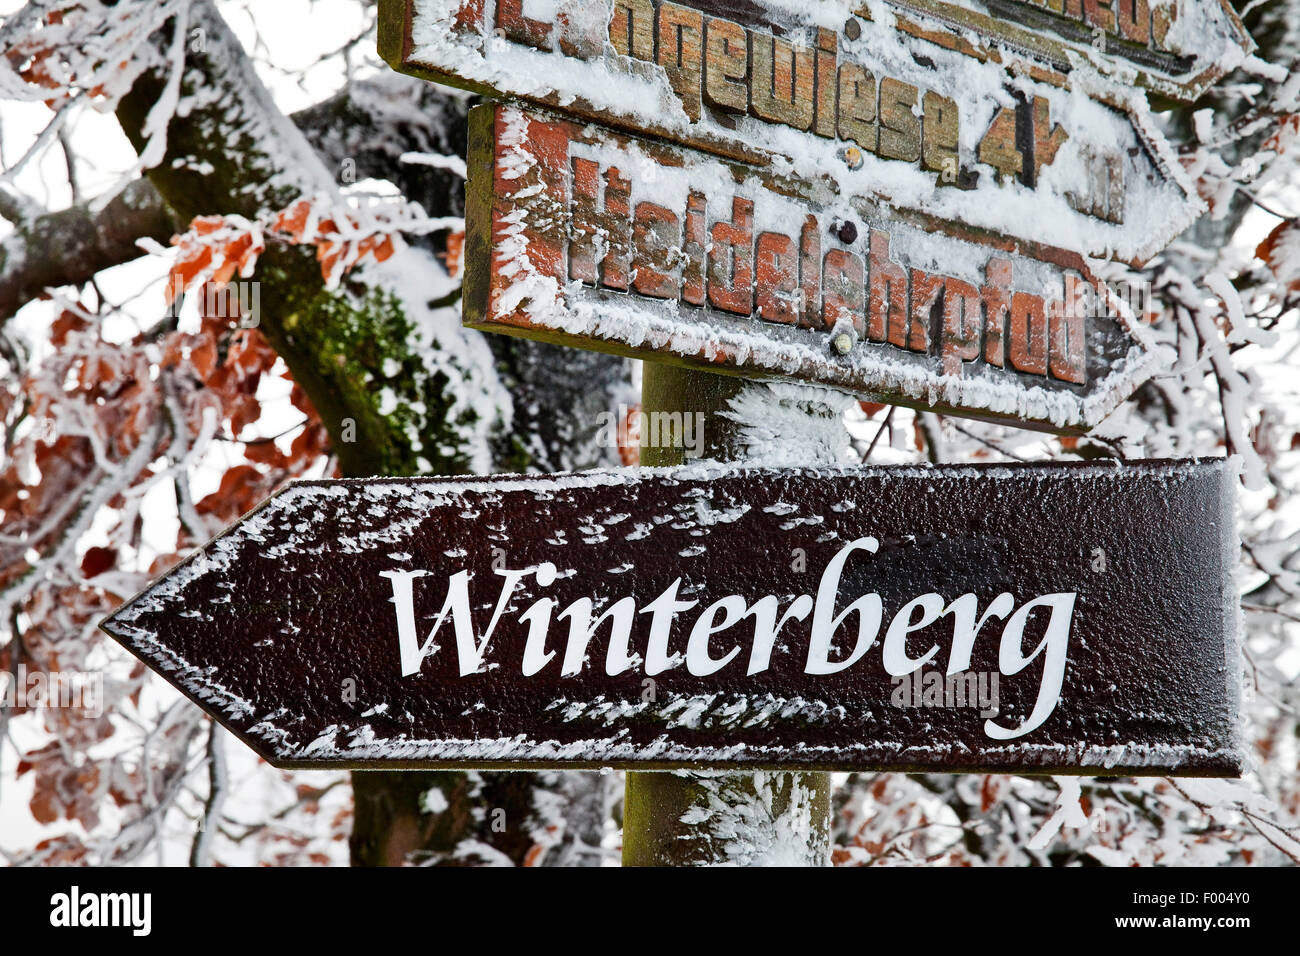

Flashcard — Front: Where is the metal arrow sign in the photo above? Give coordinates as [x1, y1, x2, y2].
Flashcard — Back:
[101, 459, 1242, 775]
[379, 0, 1203, 265]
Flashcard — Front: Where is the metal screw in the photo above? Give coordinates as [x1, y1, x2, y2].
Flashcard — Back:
[831, 332, 854, 356]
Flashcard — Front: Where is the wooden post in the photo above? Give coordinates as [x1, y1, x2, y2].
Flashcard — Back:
[622, 362, 832, 867]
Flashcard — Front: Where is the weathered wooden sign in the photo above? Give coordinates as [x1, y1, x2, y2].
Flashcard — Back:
[101, 459, 1242, 775]
[465, 103, 1157, 432]
[379, 0, 1201, 264]
[884, 0, 1255, 104]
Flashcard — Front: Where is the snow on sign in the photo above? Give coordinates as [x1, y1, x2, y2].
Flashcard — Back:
[101, 459, 1243, 775]
[884, 0, 1255, 104]
[378, 0, 1201, 264]
[464, 103, 1157, 432]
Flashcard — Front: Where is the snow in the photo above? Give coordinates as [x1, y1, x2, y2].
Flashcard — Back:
[406, 0, 1203, 264]
[368, 246, 512, 476]
[550, 692, 847, 729]
[676, 770, 828, 866]
[720, 382, 854, 467]
[282, 721, 1240, 772]
[1027, 776, 1088, 849]
[421, 787, 450, 814]
[939, 0, 1252, 92]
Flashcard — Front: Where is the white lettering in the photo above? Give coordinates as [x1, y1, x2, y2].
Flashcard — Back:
[882, 592, 944, 675]
[686, 596, 746, 676]
[806, 537, 882, 675]
[984, 592, 1076, 739]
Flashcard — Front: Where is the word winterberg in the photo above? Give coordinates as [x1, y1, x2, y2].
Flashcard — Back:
[383, 537, 1076, 741]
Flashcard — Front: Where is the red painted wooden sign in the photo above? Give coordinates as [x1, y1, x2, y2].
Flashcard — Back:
[465, 103, 1157, 433]
[101, 459, 1242, 775]
[380, 0, 1204, 265]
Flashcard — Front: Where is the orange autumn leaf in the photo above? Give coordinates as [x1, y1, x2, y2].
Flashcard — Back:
[272, 199, 312, 241]
[195, 464, 264, 520]
[1262, 114, 1300, 154]
[166, 245, 213, 304]
[50, 308, 90, 346]
[191, 216, 227, 236]
[1257, 218, 1300, 292]
[317, 242, 344, 279]
[243, 439, 291, 469]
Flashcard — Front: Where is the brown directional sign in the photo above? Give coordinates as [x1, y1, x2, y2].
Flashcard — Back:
[885, 0, 1254, 104]
[101, 459, 1242, 775]
[379, 0, 1202, 264]
[464, 102, 1157, 433]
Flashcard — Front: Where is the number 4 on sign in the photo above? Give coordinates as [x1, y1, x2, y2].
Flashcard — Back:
[977, 96, 1069, 187]
[978, 105, 1023, 182]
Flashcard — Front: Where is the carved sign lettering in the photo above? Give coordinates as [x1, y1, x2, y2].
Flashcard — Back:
[380, 0, 1203, 264]
[465, 103, 1158, 432]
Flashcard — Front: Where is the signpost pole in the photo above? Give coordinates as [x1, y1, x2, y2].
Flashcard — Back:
[622, 362, 832, 866]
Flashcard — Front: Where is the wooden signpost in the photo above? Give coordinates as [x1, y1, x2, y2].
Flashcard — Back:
[883, 0, 1255, 103]
[101, 1, 1251, 865]
[464, 102, 1157, 432]
[379, 0, 1203, 264]
[102, 459, 1242, 777]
